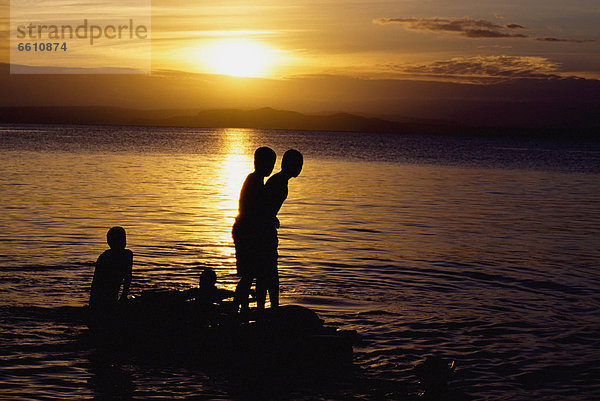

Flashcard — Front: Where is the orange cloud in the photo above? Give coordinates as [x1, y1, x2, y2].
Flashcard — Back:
[385, 55, 563, 81]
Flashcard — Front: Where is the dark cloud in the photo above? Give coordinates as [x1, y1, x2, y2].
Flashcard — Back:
[374, 17, 527, 39]
[386, 56, 563, 81]
[535, 37, 595, 43]
[375, 17, 594, 43]
[464, 29, 526, 39]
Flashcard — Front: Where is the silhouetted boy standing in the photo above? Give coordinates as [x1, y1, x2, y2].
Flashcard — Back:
[232, 147, 276, 314]
[257, 149, 303, 309]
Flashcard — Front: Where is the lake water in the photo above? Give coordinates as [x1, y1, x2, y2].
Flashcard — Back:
[1, 124, 599, 400]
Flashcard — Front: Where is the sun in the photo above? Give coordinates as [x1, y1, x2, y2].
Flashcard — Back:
[201, 39, 277, 78]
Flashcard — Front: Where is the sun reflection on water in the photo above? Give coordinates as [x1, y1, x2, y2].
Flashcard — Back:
[209, 129, 253, 277]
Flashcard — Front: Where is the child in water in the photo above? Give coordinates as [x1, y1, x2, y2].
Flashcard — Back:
[232, 147, 276, 314]
[195, 266, 235, 310]
[89, 226, 133, 313]
[257, 149, 303, 310]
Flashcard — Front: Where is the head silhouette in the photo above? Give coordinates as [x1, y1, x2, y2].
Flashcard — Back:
[281, 149, 303, 178]
[200, 267, 217, 289]
[107, 226, 126, 250]
[254, 147, 276, 177]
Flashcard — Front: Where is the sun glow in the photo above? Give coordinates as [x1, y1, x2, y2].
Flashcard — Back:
[200, 39, 279, 78]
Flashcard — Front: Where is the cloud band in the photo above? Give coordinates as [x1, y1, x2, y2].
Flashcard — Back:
[374, 16, 594, 43]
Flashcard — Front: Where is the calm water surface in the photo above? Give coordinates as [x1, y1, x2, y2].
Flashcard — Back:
[1, 124, 599, 400]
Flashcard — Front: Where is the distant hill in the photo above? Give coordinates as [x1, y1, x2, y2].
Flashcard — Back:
[0, 106, 459, 134]
[161, 107, 459, 133]
[0, 106, 596, 139]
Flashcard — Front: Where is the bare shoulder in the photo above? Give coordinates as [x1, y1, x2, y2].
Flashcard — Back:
[102, 248, 133, 264]
[265, 172, 287, 189]
[119, 249, 133, 262]
[244, 172, 262, 187]
[96, 250, 110, 264]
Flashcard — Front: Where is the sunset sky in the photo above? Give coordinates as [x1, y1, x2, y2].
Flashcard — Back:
[1, 0, 599, 126]
[149, 0, 599, 80]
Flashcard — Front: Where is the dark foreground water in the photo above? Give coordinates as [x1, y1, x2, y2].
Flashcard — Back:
[1, 124, 599, 400]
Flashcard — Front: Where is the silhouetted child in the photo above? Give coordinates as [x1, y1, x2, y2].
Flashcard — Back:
[197, 266, 218, 308]
[257, 149, 303, 309]
[232, 147, 276, 314]
[89, 226, 133, 315]
[200, 266, 217, 291]
[195, 267, 234, 308]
